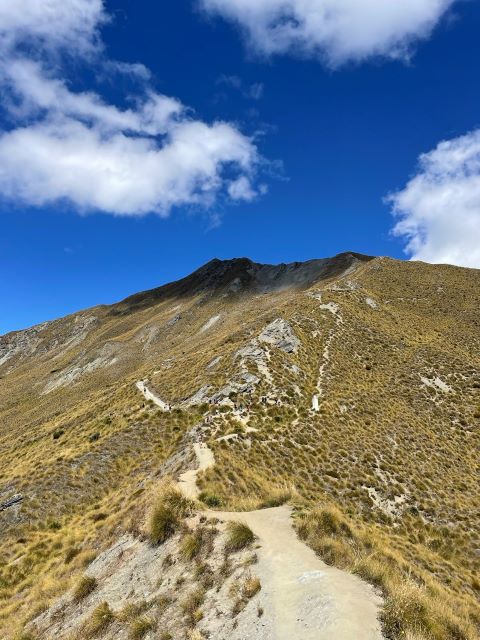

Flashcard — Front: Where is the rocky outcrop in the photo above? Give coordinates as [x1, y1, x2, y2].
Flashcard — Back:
[259, 319, 300, 353]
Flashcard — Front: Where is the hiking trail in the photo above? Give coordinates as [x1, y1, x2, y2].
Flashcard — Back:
[136, 380, 170, 411]
[177, 440, 384, 640]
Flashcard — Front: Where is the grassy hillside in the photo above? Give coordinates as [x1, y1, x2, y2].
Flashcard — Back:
[0, 253, 478, 639]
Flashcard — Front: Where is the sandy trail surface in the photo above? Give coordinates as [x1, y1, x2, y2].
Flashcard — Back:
[136, 380, 170, 411]
[177, 442, 383, 640]
[177, 443, 215, 499]
[221, 506, 383, 640]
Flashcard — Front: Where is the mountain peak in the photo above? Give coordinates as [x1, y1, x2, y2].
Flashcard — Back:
[113, 251, 373, 314]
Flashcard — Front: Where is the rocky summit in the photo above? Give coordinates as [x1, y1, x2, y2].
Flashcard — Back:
[0, 253, 479, 640]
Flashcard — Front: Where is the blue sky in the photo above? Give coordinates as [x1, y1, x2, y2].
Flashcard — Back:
[1, 0, 480, 334]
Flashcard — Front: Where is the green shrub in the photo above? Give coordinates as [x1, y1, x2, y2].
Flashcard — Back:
[198, 492, 221, 507]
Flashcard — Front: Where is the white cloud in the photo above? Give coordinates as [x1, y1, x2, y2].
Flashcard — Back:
[388, 129, 480, 269]
[0, 117, 257, 215]
[3, 60, 183, 135]
[0, 0, 262, 216]
[201, 0, 457, 66]
[0, 0, 106, 56]
[228, 176, 257, 201]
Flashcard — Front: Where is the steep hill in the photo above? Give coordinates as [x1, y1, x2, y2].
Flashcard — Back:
[0, 252, 478, 640]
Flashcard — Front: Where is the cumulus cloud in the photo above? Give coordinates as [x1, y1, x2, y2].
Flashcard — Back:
[0, 118, 258, 216]
[200, 0, 457, 66]
[0, 0, 262, 216]
[0, 0, 106, 56]
[388, 129, 480, 269]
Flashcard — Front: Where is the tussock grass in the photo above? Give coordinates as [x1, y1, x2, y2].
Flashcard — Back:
[180, 530, 203, 561]
[118, 600, 149, 623]
[243, 575, 261, 599]
[181, 587, 205, 626]
[72, 575, 97, 602]
[84, 602, 114, 636]
[198, 491, 222, 508]
[2, 257, 479, 639]
[297, 504, 478, 640]
[225, 522, 255, 553]
[148, 481, 195, 545]
[232, 574, 261, 616]
[129, 616, 155, 640]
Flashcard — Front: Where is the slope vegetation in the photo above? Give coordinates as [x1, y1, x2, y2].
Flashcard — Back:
[0, 253, 478, 639]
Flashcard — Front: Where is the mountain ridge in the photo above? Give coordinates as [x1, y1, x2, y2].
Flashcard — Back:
[0, 252, 479, 640]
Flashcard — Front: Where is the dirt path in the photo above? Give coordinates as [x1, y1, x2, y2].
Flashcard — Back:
[312, 302, 343, 412]
[177, 443, 215, 499]
[221, 506, 383, 640]
[136, 380, 170, 411]
[177, 442, 384, 640]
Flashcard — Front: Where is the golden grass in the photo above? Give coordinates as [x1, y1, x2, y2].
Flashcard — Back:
[1, 255, 479, 639]
[296, 504, 478, 640]
[72, 575, 97, 602]
[225, 522, 256, 553]
[147, 481, 195, 545]
[128, 616, 156, 640]
[84, 602, 114, 637]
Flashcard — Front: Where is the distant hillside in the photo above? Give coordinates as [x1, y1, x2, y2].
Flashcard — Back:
[0, 253, 478, 640]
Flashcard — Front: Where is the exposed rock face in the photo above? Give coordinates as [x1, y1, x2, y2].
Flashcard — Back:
[183, 384, 212, 406]
[43, 342, 120, 394]
[258, 318, 300, 353]
[111, 252, 372, 314]
[214, 372, 260, 399]
[200, 314, 221, 333]
[30, 518, 267, 640]
[0, 315, 98, 368]
[365, 297, 378, 309]
[0, 322, 49, 366]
